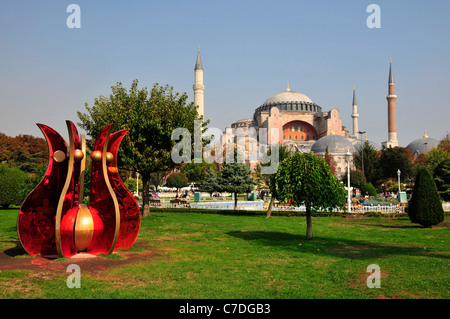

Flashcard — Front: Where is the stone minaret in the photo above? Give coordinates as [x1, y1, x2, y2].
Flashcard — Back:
[383, 58, 398, 148]
[351, 85, 359, 138]
[193, 46, 205, 119]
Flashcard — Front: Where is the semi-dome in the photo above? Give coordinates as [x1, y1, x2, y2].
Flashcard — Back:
[406, 133, 439, 156]
[311, 135, 356, 154]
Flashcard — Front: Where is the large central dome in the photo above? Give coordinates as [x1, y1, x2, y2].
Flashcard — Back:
[263, 90, 313, 105]
[254, 83, 322, 120]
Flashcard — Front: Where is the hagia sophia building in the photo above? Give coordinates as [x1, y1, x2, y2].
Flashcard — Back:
[192, 48, 439, 177]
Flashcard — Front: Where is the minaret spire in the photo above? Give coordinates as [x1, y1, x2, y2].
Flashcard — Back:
[193, 46, 205, 119]
[195, 46, 203, 70]
[383, 57, 398, 148]
[388, 57, 394, 84]
[351, 85, 359, 138]
[286, 80, 291, 92]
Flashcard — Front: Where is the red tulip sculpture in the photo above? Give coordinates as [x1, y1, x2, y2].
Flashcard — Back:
[18, 121, 140, 258]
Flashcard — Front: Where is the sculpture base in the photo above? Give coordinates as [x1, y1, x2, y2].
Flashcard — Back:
[71, 252, 97, 259]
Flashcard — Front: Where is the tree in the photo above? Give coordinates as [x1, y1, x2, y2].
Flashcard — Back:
[0, 133, 48, 174]
[323, 150, 337, 176]
[150, 171, 169, 191]
[124, 178, 143, 194]
[353, 141, 380, 185]
[255, 144, 291, 218]
[181, 158, 217, 186]
[383, 178, 406, 193]
[166, 172, 188, 196]
[424, 148, 450, 174]
[77, 80, 208, 216]
[275, 152, 346, 240]
[434, 159, 450, 201]
[342, 169, 367, 190]
[438, 133, 450, 153]
[408, 166, 444, 227]
[198, 168, 220, 197]
[218, 163, 255, 210]
[0, 165, 28, 209]
[379, 147, 414, 182]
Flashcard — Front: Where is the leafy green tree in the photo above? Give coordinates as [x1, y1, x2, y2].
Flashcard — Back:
[353, 141, 380, 185]
[379, 147, 414, 182]
[166, 172, 188, 196]
[434, 159, 450, 201]
[77, 80, 208, 216]
[181, 159, 217, 186]
[255, 144, 291, 218]
[342, 169, 367, 190]
[424, 148, 450, 174]
[0, 165, 28, 208]
[124, 178, 143, 194]
[438, 133, 450, 153]
[218, 163, 255, 210]
[275, 152, 346, 239]
[408, 166, 444, 227]
[198, 168, 220, 197]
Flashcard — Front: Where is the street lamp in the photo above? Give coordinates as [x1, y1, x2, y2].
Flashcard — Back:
[345, 149, 352, 213]
[397, 169, 401, 194]
[358, 131, 366, 176]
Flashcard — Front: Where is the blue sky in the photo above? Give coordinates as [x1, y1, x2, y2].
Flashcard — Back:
[0, 0, 449, 147]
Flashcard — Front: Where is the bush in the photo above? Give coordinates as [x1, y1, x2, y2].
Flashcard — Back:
[0, 165, 28, 208]
[408, 166, 444, 227]
[361, 183, 377, 197]
[124, 178, 143, 194]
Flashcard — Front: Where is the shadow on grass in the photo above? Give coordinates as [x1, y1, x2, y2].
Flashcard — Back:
[226, 230, 449, 260]
[4, 244, 27, 257]
[2, 241, 28, 257]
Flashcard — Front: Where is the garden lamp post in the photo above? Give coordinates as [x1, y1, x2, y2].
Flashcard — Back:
[346, 149, 352, 213]
[397, 169, 401, 194]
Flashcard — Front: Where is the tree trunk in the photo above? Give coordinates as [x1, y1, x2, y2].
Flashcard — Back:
[266, 195, 275, 218]
[306, 205, 313, 240]
[234, 193, 238, 210]
[142, 174, 151, 217]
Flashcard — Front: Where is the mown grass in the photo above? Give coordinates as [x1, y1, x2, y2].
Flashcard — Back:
[0, 208, 448, 299]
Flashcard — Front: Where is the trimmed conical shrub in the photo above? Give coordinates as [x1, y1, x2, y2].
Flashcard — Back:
[408, 166, 444, 227]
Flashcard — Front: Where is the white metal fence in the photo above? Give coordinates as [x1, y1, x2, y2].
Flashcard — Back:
[148, 199, 450, 214]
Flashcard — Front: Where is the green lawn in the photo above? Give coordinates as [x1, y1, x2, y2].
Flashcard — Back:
[0, 208, 448, 299]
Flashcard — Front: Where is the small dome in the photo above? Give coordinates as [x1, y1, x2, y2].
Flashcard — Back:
[406, 137, 439, 156]
[311, 135, 356, 154]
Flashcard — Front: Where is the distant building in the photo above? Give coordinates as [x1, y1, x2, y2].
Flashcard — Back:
[192, 50, 439, 177]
